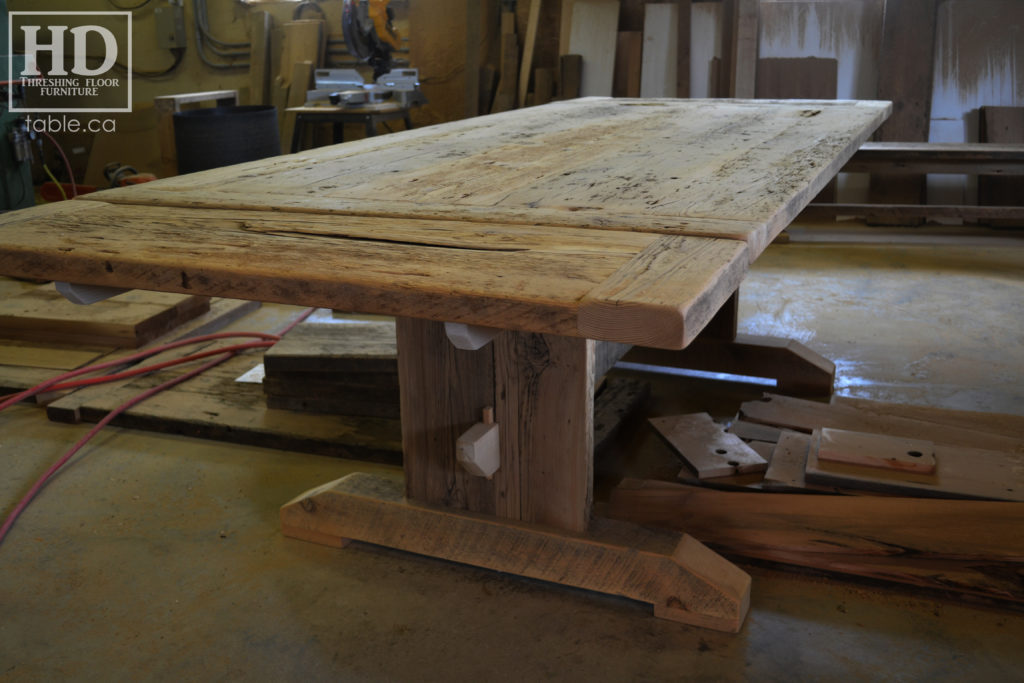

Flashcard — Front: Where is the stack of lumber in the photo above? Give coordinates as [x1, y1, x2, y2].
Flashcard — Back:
[262, 319, 400, 419]
[614, 394, 1024, 603]
[0, 281, 209, 348]
[43, 304, 404, 464]
[263, 315, 651, 452]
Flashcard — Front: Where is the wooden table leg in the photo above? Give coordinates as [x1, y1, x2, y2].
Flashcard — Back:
[281, 317, 751, 632]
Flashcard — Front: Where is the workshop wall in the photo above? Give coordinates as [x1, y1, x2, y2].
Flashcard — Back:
[8, 0, 1024, 197]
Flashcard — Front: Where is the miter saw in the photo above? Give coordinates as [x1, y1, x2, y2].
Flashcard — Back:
[310, 0, 426, 109]
[342, 0, 401, 80]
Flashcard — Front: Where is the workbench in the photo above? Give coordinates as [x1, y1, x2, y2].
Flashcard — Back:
[0, 98, 889, 632]
[286, 101, 414, 152]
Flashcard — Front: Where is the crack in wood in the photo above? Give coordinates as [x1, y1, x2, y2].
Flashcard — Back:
[238, 224, 530, 253]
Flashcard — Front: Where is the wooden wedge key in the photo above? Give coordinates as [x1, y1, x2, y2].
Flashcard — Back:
[281, 473, 751, 633]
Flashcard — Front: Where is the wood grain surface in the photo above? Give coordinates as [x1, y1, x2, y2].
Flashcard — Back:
[0, 99, 889, 349]
[281, 472, 751, 632]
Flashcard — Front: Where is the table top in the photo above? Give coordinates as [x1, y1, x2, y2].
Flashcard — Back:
[0, 98, 888, 349]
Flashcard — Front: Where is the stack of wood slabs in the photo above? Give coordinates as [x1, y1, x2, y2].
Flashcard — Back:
[0, 281, 210, 348]
[610, 394, 1024, 604]
[735, 393, 1024, 501]
[43, 305, 404, 464]
[0, 100, 891, 352]
[262, 320, 400, 419]
[262, 315, 649, 450]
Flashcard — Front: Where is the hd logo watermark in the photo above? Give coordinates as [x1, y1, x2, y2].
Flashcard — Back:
[9, 11, 132, 115]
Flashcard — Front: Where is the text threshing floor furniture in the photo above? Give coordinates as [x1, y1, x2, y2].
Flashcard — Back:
[0, 98, 890, 632]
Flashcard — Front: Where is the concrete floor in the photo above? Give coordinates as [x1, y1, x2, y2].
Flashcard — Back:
[2, 229, 1023, 680]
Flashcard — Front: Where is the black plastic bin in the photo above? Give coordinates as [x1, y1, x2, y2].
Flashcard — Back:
[173, 105, 280, 174]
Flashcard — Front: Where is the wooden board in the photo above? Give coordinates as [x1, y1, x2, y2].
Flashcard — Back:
[830, 396, 1024, 442]
[518, 0, 543, 108]
[805, 429, 1024, 502]
[491, 15, 519, 114]
[760, 430, 831, 492]
[282, 472, 751, 632]
[280, 61, 314, 157]
[650, 412, 768, 479]
[868, 0, 937, 222]
[818, 427, 936, 474]
[640, 4, 678, 98]
[730, 0, 758, 99]
[248, 11, 272, 105]
[0, 283, 209, 348]
[727, 419, 782, 444]
[593, 376, 650, 453]
[567, 1, 620, 97]
[44, 321, 402, 463]
[979, 106, 1024, 226]
[559, 54, 582, 99]
[755, 57, 837, 101]
[842, 142, 1024, 176]
[263, 321, 396, 374]
[675, 0, 690, 98]
[0, 100, 889, 350]
[613, 31, 643, 98]
[607, 478, 1024, 604]
[740, 393, 1023, 453]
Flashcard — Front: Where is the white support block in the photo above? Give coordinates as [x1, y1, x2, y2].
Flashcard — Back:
[444, 322, 501, 351]
[55, 281, 130, 305]
[456, 422, 501, 478]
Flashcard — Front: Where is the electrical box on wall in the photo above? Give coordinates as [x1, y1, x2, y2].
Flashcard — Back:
[155, 3, 186, 49]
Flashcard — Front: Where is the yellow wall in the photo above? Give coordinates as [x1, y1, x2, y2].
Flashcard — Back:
[8, 0, 424, 185]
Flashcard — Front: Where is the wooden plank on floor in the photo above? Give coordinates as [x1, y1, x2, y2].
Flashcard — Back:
[830, 395, 1024, 441]
[740, 393, 1023, 453]
[45, 314, 401, 463]
[640, 4, 678, 98]
[607, 478, 1024, 604]
[568, 1, 620, 97]
[817, 427, 936, 474]
[805, 429, 1024, 502]
[650, 412, 768, 479]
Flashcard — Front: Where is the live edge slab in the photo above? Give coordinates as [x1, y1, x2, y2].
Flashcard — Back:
[0, 98, 890, 632]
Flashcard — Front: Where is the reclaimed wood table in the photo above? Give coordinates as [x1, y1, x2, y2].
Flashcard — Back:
[0, 98, 889, 632]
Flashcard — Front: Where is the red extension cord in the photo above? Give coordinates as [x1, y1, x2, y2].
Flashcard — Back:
[0, 308, 314, 546]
